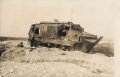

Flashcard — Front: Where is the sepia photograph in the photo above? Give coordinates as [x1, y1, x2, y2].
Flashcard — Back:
[0, 0, 116, 77]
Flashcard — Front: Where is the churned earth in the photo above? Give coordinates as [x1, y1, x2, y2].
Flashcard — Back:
[0, 40, 114, 77]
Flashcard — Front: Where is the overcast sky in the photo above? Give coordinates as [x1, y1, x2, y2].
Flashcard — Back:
[0, 0, 118, 39]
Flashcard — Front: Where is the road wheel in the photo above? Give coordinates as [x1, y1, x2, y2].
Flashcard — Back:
[82, 44, 88, 53]
[68, 46, 72, 51]
[33, 41, 40, 47]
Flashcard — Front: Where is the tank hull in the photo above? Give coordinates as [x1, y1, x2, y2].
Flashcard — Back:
[28, 21, 103, 52]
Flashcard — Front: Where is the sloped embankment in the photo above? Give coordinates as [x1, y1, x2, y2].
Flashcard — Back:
[0, 40, 114, 77]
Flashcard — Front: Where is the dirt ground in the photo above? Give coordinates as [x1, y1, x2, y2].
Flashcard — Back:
[0, 40, 114, 77]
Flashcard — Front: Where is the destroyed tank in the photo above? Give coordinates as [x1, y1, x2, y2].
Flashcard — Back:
[28, 21, 103, 52]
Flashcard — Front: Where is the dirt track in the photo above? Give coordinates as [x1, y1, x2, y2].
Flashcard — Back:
[0, 40, 114, 77]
